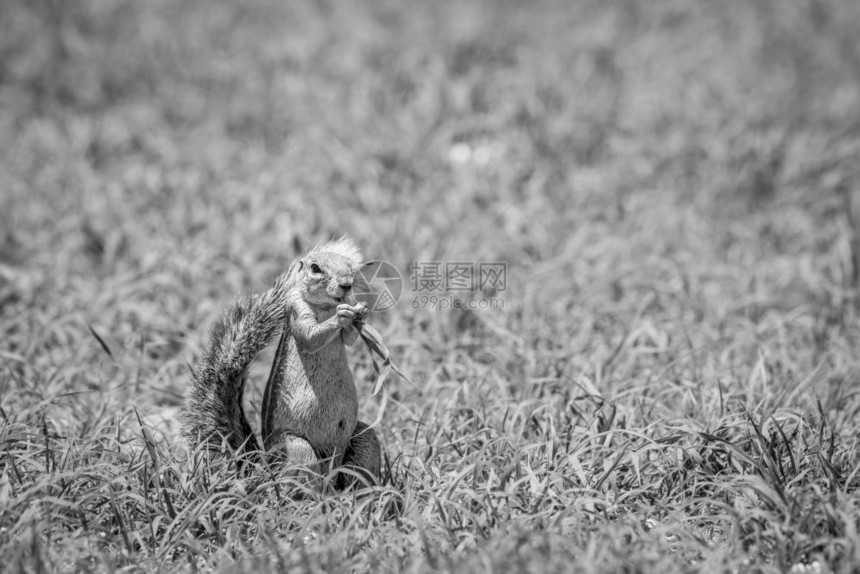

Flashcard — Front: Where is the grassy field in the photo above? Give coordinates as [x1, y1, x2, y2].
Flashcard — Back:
[2, 0, 860, 571]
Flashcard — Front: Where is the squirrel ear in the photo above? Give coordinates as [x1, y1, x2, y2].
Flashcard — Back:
[297, 260, 304, 271]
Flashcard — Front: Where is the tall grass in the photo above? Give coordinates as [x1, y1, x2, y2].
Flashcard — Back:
[2, 0, 859, 571]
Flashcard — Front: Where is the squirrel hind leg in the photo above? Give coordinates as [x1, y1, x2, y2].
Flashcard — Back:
[267, 431, 320, 479]
[337, 421, 381, 489]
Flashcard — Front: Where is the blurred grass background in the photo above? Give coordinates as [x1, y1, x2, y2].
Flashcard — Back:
[2, 0, 860, 571]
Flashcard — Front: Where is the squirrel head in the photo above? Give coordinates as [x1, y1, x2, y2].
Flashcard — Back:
[294, 237, 363, 308]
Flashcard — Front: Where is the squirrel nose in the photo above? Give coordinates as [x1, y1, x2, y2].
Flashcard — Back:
[339, 283, 352, 292]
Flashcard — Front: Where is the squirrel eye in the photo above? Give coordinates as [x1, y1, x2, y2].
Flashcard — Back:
[310, 263, 322, 274]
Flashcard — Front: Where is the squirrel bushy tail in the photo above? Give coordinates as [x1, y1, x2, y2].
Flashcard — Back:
[181, 266, 297, 456]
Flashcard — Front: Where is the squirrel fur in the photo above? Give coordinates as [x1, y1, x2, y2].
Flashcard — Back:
[181, 237, 381, 485]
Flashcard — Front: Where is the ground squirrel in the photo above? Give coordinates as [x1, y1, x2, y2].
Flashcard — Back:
[181, 237, 381, 486]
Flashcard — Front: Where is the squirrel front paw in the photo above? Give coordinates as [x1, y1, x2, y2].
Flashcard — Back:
[354, 301, 368, 321]
[336, 304, 357, 330]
